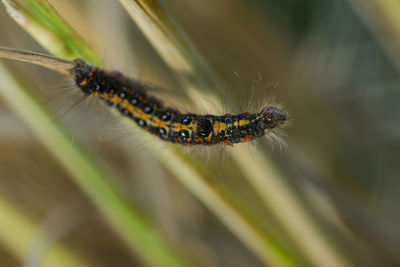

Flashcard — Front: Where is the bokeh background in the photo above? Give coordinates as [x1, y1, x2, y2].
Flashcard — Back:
[0, 0, 399, 266]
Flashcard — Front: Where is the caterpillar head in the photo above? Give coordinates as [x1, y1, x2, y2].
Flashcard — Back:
[256, 106, 287, 132]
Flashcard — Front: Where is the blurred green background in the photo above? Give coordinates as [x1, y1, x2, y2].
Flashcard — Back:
[0, 0, 399, 266]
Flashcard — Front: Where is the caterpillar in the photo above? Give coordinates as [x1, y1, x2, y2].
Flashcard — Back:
[0, 46, 287, 145]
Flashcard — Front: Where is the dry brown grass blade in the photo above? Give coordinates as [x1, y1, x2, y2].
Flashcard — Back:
[0, 46, 75, 74]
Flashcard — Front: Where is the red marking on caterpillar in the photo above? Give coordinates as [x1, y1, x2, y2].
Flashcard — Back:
[241, 135, 254, 142]
[220, 140, 232, 146]
[71, 59, 287, 145]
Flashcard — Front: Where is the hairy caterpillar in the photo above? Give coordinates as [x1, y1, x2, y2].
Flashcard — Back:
[0, 46, 287, 145]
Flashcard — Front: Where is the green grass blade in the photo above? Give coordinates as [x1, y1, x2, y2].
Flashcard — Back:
[0, 60, 189, 267]
[235, 146, 351, 267]
[143, 138, 299, 267]
[21, 0, 100, 64]
[3, 0, 100, 64]
[0, 189, 88, 267]
[1, 1, 190, 266]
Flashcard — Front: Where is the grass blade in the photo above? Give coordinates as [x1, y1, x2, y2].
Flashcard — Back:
[0, 1, 190, 266]
[0, 189, 88, 267]
[0, 60, 189, 267]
